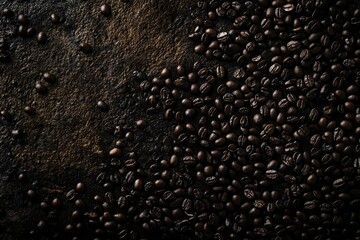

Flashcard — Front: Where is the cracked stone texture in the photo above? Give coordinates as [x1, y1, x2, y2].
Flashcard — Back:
[0, 0, 194, 238]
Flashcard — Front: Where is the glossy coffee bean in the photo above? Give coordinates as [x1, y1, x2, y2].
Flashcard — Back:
[37, 32, 47, 44]
[100, 4, 112, 16]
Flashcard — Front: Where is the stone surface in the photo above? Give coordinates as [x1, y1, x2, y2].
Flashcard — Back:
[0, 1, 193, 238]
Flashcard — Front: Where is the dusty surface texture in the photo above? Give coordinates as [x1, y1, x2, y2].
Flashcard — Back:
[3, 0, 360, 239]
[0, 0, 193, 238]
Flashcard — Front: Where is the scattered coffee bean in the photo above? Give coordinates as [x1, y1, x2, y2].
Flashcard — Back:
[37, 32, 47, 44]
[2, 8, 14, 18]
[10, 1, 360, 239]
[18, 14, 29, 26]
[43, 73, 56, 84]
[35, 81, 48, 94]
[79, 42, 93, 53]
[50, 13, 60, 24]
[136, 119, 147, 129]
[24, 106, 35, 116]
[109, 147, 121, 158]
[100, 4, 111, 16]
[97, 100, 109, 111]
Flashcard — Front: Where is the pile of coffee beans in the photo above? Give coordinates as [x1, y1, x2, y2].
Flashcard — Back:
[7, 0, 360, 239]
[133, 0, 360, 239]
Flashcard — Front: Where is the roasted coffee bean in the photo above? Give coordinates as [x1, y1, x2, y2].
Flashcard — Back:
[18, 26, 28, 38]
[244, 189, 255, 199]
[75, 182, 86, 193]
[136, 119, 147, 129]
[66, 189, 78, 201]
[24, 106, 35, 116]
[182, 198, 192, 211]
[52, 198, 62, 208]
[333, 178, 346, 190]
[216, 65, 227, 79]
[217, 32, 229, 42]
[50, 13, 60, 24]
[2, 8, 14, 18]
[199, 82, 211, 94]
[100, 3, 111, 16]
[260, 124, 275, 139]
[37, 32, 47, 44]
[79, 42, 93, 53]
[35, 82, 48, 94]
[287, 41, 302, 51]
[233, 68, 245, 79]
[304, 75, 314, 87]
[43, 72, 56, 84]
[97, 100, 109, 112]
[18, 14, 29, 26]
[269, 63, 282, 75]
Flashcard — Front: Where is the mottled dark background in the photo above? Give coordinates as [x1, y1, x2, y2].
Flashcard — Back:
[0, 0, 193, 238]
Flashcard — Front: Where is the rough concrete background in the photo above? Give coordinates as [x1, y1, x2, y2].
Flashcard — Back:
[0, 0, 194, 238]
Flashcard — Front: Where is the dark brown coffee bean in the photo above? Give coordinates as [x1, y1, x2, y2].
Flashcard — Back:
[340, 120, 352, 130]
[217, 32, 229, 42]
[37, 32, 47, 44]
[304, 201, 316, 210]
[182, 198, 192, 211]
[18, 14, 29, 26]
[244, 189, 255, 199]
[50, 13, 60, 24]
[269, 63, 282, 75]
[2, 8, 14, 18]
[136, 119, 147, 129]
[216, 65, 227, 79]
[52, 198, 62, 208]
[75, 182, 86, 193]
[24, 106, 35, 116]
[43, 72, 56, 84]
[79, 43, 93, 53]
[333, 178, 346, 190]
[97, 100, 109, 112]
[26, 28, 36, 37]
[260, 124, 275, 139]
[287, 41, 302, 51]
[100, 3, 112, 16]
[35, 82, 48, 94]
[199, 82, 211, 94]
[233, 68, 245, 79]
[134, 179, 143, 191]
[331, 40, 341, 53]
[66, 189, 78, 201]
[194, 44, 205, 54]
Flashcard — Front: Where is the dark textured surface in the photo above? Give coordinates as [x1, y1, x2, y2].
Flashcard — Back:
[2, 0, 360, 239]
[0, 1, 193, 239]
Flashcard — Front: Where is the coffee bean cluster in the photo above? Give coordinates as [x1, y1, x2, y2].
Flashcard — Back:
[135, 0, 360, 239]
[12, 0, 360, 239]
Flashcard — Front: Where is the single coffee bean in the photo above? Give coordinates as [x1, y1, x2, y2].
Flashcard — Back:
[18, 14, 29, 26]
[287, 41, 302, 51]
[43, 73, 56, 84]
[100, 3, 112, 16]
[136, 119, 147, 129]
[97, 100, 109, 112]
[24, 106, 35, 116]
[50, 13, 60, 24]
[75, 182, 86, 193]
[79, 43, 93, 53]
[199, 82, 211, 94]
[35, 82, 48, 94]
[269, 63, 282, 75]
[2, 8, 14, 18]
[37, 32, 47, 44]
[66, 189, 78, 201]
